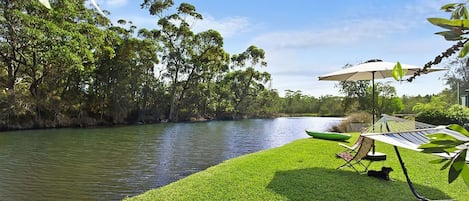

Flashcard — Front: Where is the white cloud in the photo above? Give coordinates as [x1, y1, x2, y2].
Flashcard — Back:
[109, 12, 252, 39]
[250, 0, 456, 51]
[191, 15, 252, 38]
[246, 2, 453, 97]
[252, 18, 411, 50]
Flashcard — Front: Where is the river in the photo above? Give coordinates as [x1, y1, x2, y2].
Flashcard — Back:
[0, 117, 341, 200]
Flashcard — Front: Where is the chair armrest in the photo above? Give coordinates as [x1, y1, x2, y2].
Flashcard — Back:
[338, 143, 353, 150]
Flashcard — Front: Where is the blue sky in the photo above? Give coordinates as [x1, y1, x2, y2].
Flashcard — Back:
[94, 0, 457, 97]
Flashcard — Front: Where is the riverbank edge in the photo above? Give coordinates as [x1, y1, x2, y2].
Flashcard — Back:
[125, 135, 467, 201]
[0, 113, 333, 132]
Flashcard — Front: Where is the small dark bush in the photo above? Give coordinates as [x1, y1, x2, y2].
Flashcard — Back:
[330, 112, 371, 132]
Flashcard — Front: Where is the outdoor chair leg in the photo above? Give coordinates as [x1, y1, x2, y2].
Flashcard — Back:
[364, 161, 373, 171]
[337, 161, 367, 173]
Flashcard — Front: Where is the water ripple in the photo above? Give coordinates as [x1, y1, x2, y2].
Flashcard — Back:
[0, 117, 341, 200]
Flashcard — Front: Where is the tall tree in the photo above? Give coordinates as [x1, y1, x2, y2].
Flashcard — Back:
[90, 21, 161, 124]
[317, 95, 344, 116]
[0, 0, 111, 127]
[336, 64, 371, 114]
[178, 29, 230, 120]
[338, 80, 370, 113]
[375, 83, 404, 116]
[221, 46, 270, 119]
[142, 1, 232, 121]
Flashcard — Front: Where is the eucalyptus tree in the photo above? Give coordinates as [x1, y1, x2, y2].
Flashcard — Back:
[338, 80, 370, 113]
[0, 0, 27, 125]
[89, 20, 161, 124]
[220, 45, 270, 119]
[317, 95, 344, 116]
[141, 0, 277, 120]
[253, 89, 280, 116]
[400, 94, 432, 114]
[282, 90, 303, 113]
[133, 28, 164, 122]
[281, 91, 320, 114]
[178, 29, 230, 119]
[142, 0, 231, 121]
[375, 83, 404, 116]
[0, 0, 110, 127]
[335, 64, 371, 114]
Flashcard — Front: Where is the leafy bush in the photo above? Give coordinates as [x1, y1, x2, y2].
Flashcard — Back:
[416, 105, 469, 126]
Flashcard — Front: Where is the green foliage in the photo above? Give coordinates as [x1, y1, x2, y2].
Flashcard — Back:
[220, 45, 271, 119]
[0, 1, 280, 128]
[37, 0, 105, 16]
[429, 3, 469, 57]
[441, 58, 469, 107]
[336, 64, 370, 114]
[392, 62, 407, 81]
[317, 95, 344, 116]
[413, 96, 469, 125]
[418, 124, 469, 187]
[338, 77, 402, 116]
[413, 96, 448, 112]
[338, 79, 370, 114]
[448, 124, 469, 137]
[400, 95, 431, 114]
[389, 1, 469, 188]
[376, 83, 404, 116]
[140, 0, 175, 15]
[278, 90, 316, 114]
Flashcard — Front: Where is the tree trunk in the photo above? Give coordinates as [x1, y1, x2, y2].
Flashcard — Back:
[168, 84, 178, 122]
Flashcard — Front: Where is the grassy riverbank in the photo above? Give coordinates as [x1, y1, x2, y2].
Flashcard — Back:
[127, 134, 468, 200]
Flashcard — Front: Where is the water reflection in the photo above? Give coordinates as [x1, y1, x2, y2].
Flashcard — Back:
[0, 117, 341, 200]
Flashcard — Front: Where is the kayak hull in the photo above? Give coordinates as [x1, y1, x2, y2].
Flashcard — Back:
[305, 130, 352, 141]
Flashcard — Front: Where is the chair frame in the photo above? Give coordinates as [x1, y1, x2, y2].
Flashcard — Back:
[336, 136, 374, 173]
[338, 135, 365, 154]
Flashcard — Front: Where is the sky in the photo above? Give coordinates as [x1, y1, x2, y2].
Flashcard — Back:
[93, 0, 458, 97]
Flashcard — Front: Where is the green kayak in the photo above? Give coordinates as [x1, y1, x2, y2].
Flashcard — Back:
[305, 130, 352, 141]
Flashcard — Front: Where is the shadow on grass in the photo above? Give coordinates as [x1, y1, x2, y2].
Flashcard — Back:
[266, 168, 452, 201]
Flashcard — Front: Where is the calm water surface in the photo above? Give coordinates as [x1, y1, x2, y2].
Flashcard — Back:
[0, 117, 341, 200]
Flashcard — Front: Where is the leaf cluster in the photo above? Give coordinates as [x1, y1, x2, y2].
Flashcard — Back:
[418, 124, 469, 186]
[391, 62, 407, 82]
[429, 3, 469, 57]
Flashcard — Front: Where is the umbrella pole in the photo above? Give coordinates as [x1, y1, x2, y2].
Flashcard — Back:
[372, 71, 376, 154]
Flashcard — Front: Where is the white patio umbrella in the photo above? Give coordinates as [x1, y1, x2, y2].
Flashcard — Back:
[318, 59, 445, 125]
[318, 59, 445, 152]
[318, 60, 444, 81]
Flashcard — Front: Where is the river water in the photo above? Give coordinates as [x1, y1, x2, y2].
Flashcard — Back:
[0, 117, 341, 200]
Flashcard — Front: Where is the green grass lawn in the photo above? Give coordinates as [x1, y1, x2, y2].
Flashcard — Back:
[126, 134, 469, 200]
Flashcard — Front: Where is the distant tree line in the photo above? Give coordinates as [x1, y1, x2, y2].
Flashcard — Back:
[279, 87, 434, 118]
[1, 0, 459, 130]
[0, 0, 281, 129]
